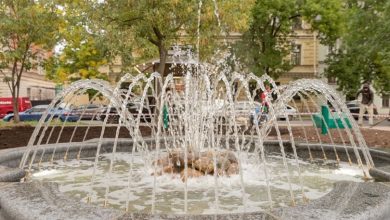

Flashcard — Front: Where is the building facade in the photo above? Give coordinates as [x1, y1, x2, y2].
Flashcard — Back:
[0, 70, 56, 102]
[0, 46, 56, 102]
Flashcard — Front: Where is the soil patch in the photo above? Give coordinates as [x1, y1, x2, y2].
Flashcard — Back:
[0, 125, 388, 150]
[0, 125, 151, 150]
[272, 126, 390, 149]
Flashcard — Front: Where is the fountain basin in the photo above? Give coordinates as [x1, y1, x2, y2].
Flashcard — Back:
[0, 138, 389, 219]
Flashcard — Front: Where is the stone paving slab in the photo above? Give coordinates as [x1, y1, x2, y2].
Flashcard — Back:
[275, 181, 390, 220]
[0, 166, 25, 182]
[0, 181, 389, 220]
[0, 181, 122, 220]
[369, 166, 390, 181]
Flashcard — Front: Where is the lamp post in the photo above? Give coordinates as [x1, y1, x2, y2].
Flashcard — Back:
[313, 15, 321, 77]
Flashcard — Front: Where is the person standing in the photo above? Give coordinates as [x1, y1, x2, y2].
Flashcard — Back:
[260, 84, 271, 113]
[356, 83, 374, 126]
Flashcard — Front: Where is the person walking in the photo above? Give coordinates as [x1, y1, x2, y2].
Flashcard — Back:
[261, 84, 271, 108]
[356, 82, 374, 126]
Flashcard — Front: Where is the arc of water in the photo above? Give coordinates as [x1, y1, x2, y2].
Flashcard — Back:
[238, 73, 278, 210]
[196, 0, 203, 62]
[319, 82, 374, 168]
[313, 90, 350, 163]
[21, 82, 93, 170]
[114, 72, 164, 211]
[63, 92, 103, 161]
[296, 92, 327, 159]
[76, 101, 108, 160]
[247, 73, 298, 205]
[219, 73, 257, 211]
[298, 91, 334, 161]
[20, 80, 107, 167]
[32, 89, 87, 170]
[309, 80, 373, 168]
[51, 89, 92, 162]
[272, 80, 369, 198]
[319, 89, 370, 175]
[277, 79, 373, 177]
[24, 80, 137, 205]
[212, 0, 227, 46]
[151, 74, 173, 214]
[289, 96, 313, 162]
[122, 74, 163, 210]
[301, 90, 345, 163]
[273, 98, 308, 203]
[27, 93, 79, 171]
[103, 72, 160, 207]
[48, 89, 87, 164]
[318, 85, 373, 171]
[259, 80, 316, 204]
[183, 73, 192, 213]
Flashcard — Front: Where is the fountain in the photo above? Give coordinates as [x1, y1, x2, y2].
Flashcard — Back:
[0, 2, 389, 219]
[0, 50, 389, 219]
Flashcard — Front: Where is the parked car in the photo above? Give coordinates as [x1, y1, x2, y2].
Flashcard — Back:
[276, 105, 297, 121]
[217, 101, 297, 125]
[0, 97, 32, 119]
[97, 102, 155, 124]
[72, 104, 104, 120]
[345, 100, 378, 120]
[212, 101, 267, 127]
[2, 105, 79, 122]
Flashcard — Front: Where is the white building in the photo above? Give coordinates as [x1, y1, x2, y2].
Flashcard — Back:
[0, 69, 56, 101]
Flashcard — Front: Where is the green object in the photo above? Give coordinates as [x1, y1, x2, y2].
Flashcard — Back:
[163, 105, 169, 129]
[55, 84, 63, 95]
[321, 105, 329, 135]
[312, 105, 352, 135]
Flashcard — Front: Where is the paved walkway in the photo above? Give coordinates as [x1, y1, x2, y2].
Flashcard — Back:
[363, 125, 390, 131]
[278, 119, 390, 131]
[360, 118, 390, 131]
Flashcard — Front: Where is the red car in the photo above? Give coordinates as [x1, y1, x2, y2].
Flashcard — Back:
[0, 97, 32, 119]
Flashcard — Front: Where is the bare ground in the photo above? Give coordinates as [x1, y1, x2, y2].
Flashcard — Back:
[0, 125, 388, 150]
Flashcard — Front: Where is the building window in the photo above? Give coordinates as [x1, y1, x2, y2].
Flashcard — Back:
[328, 76, 336, 84]
[292, 17, 303, 30]
[36, 55, 44, 75]
[27, 88, 31, 98]
[291, 44, 301, 66]
[382, 95, 390, 108]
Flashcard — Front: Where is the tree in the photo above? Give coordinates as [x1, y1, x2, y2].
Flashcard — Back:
[93, 0, 198, 76]
[92, 0, 255, 76]
[0, 0, 61, 123]
[45, 35, 108, 82]
[43, 1, 115, 100]
[325, 0, 390, 96]
[44, 13, 109, 83]
[236, 0, 344, 78]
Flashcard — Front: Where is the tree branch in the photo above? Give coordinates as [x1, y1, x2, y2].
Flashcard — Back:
[270, 17, 276, 38]
[148, 37, 159, 46]
[122, 17, 143, 25]
[11, 58, 18, 91]
[0, 70, 12, 93]
[172, 20, 185, 33]
[15, 42, 31, 96]
[273, 24, 281, 37]
[102, 13, 143, 27]
[288, 14, 301, 20]
[152, 26, 164, 40]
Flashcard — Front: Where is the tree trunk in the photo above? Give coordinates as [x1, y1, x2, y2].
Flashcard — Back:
[12, 91, 20, 123]
[158, 45, 167, 76]
[11, 42, 29, 124]
[150, 26, 167, 76]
